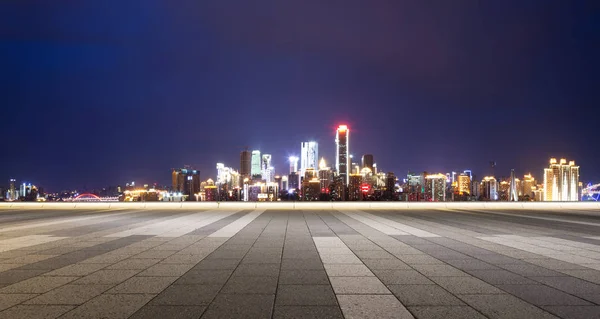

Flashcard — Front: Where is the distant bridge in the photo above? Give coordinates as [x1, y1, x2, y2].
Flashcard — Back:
[71, 193, 119, 202]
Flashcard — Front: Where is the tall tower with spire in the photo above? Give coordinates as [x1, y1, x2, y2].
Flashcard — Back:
[509, 169, 518, 201]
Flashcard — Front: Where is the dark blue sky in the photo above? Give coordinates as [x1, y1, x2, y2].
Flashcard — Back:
[1, 1, 599, 191]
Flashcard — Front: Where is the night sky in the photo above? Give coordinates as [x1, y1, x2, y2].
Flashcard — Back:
[1, 1, 599, 192]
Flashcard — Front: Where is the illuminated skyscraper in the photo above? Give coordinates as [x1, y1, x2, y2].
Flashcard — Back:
[335, 125, 349, 185]
[318, 158, 333, 193]
[362, 154, 374, 171]
[240, 149, 251, 178]
[522, 174, 535, 199]
[172, 168, 201, 200]
[543, 158, 580, 201]
[457, 173, 471, 195]
[481, 176, 498, 201]
[425, 173, 446, 201]
[261, 154, 273, 182]
[251, 150, 261, 178]
[348, 174, 363, 201]
[463, 170, 473, 181]
[300, 142, 318, 178]
[509, 169, 518, 201]
[289, 156, 299, 174]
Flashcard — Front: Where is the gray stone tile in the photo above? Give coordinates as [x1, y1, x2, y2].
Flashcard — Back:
[353, 250, 396, 259]
[542, 305, 600, 319]
[373, 269, 435, 285]
[176, 269, 233, 285]
[337, 294, 413, 319]
[473, 254, 527, 265]
[0, 276, 77, 294]
[242, 253, 282, 264]
[498, 264, 564, 277]
[430, 276, 505, 295]
[232, 263, 280, 277]
[201, 294, 274, 319]
[412, 264, 468, 277]
[362, 258, 411, 270]
[459, 294, 559, 319]
[137, 263, 194, 277]
[107, 276, 177, 294]
[279, 270, 329, 285]
[42, 263, 109, 276]
[330, 276, 389, 294]
[530, 276, 600, 295]
[206, 250, 247, 259]
[72, 269, 139, 285]
[160, 254, 208, 264]
[130, 305, 207, 319]
[467, 269, 538, 285]
[395, 254, 445, 265]
[276, 285, 337, 306]
[0, 293, 37, 311]
[60, 293, 154, 319]
[23, 284, 112, 305]
[496, 284, 592, 306]
[150, 284, 221, 305]
[106, 258, 162, 270]
[521, 258, 590, 270]
[0, 305, 73, 319]
[559, 269, 600, 284]
[221, 276, 277, 294]
[324, 264, 374, 277]
[0, 269, 47, 285]
[194, 258, 241, 270]
[273, 306, 344, 319]
[281, 258, 324, 270]
[388, 284, 465, 306]
[407, 306, 487, 319]
[444, 259, 499, 270]
[134, 250, 179, 259]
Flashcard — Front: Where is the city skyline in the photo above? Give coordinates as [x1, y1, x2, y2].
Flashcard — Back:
[1, 121, 589, 198]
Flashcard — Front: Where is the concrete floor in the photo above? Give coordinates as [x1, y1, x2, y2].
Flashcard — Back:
[1, 206, 600, 318]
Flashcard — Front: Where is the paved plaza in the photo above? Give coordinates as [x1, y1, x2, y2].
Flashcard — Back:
[1, 204, 600, 319]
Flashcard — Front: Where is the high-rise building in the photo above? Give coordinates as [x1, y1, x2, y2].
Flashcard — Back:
[349, 174, 363, 201]
[463, 170, 473, 181]
[6, 179, 17, 201]
[216, 163, 240, 191]
[471, 180, 481, 198]
[172, 168, 201, 200]
[289, 156, 299, 174]
[318, 159, 333, 194]
[457, 173, 471, 195]
[300, 142, 318, 178]
[288, 172, 299, 190]
[522, 174, 535, 199]
[509, 169, 518, 201]
[261, 154, 273, 182]
[425, 173, 446, 201]
[251, 150, 261, 178]
[481, 176, 498, 201]
[240, 149, 252, 178]
[335, 125, 349, 185]
[543, 158, 580, 201]
[281, 175, 288, 191]
[362, 154, 374, 171]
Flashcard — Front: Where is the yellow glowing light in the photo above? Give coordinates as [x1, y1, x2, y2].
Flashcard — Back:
[319, 157, 327, 170]
[338, 125, 348, 131]
[425, 173, 446, 179]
